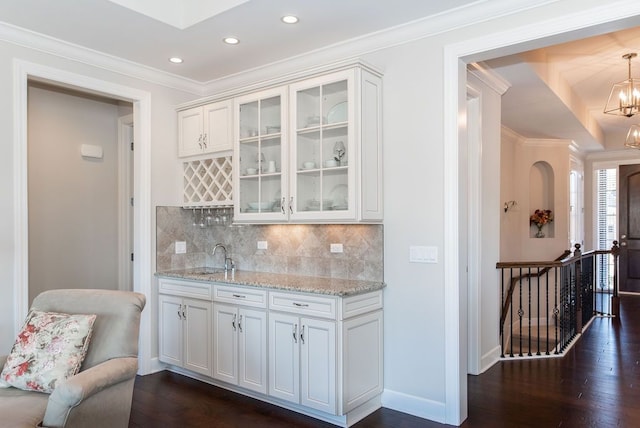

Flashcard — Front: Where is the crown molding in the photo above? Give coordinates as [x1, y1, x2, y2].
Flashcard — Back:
[0, 21, 203, 95]
[467, 62, 511, 95]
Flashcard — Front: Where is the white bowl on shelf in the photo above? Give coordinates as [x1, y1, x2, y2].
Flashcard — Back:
[246, 168, 257, 175]
[303, 161, 316, 169]
[324, 159, 338, 168]
[248, 201, 271, 210]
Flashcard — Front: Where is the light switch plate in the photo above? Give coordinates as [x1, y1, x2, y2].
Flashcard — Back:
[257, 240, 268, 250]
[409, 245, 438, 263]
[175, 241, 187, 254]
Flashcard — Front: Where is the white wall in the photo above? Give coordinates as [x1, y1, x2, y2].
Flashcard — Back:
[28, 84, 122, 303]
[501, 128, 523, 261]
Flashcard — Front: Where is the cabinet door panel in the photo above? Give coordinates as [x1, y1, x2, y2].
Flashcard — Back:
[342, 310, 383, 412]
[184, 298, 212, 376]
[158, 295, 183, 366]
[203, 100, 233, 153]
[238, 308, 267, 394]
[212, 303, 237, 384]
[178, 107, 204, 157]
[301, 317, 336, 414]
[268, 312, 299, 402]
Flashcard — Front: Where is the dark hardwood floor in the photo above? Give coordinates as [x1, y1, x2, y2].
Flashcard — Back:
[130, 294, 640, 428]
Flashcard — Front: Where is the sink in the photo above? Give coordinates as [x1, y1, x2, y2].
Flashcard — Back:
[188, 267, 227, 275]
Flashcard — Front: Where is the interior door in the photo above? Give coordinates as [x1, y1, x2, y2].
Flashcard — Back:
[619, 164, 640, 292]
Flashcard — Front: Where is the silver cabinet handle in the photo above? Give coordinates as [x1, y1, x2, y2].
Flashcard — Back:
[293, 302, 309, 308]
[232, 294, 246, 299]
[281, 197, 286, 215]
[182, 307, 186, 320]
[202, 133, 207, 148]
[621, 242, 628, 246]
[177, 304, 182, 320]
[198, 134, 203, 149]
[238, 315, 243, 333]
[232, 313, 237, 331]
[300, 325, 305, 344]
[289, 197, 294, 214]
[292, 324, 297, 343]
[622, 234, 627, 239]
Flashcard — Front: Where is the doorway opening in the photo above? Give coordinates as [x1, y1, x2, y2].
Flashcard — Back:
[27, 81, 134, 303]
[14, 60, 153, 374]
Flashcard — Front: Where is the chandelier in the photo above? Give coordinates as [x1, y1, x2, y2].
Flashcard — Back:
[604, 53, 640, 117]
[625, 124, 640, 149]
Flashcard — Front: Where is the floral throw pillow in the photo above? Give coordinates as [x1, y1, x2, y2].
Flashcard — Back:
[0, 310, 96, 393]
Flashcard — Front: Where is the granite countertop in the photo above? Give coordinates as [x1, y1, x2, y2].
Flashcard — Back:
[155, 268, 385, 297]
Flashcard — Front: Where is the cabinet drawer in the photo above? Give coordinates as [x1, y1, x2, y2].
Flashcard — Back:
[158, 278, 212, 300]
[269, 291, 337, 319]
[213, 284, 267, 308]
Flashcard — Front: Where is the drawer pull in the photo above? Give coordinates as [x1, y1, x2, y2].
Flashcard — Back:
[232, 294, 246, 299]
[293, 302, 309, 308]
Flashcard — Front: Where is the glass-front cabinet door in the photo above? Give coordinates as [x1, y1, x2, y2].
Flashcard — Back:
[289, 70, 356, 221]
[234, 87, 287, 221]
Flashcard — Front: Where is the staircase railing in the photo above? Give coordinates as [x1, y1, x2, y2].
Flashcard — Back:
[496, 242, 619, 358]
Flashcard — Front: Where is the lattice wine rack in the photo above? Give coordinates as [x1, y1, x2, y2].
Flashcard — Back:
[183, 156, 233, 207]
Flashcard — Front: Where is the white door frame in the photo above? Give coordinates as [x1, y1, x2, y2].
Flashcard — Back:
[13, 60, 153, 374]
[443, 2, 640, 424]
[118, 114, 134, 292]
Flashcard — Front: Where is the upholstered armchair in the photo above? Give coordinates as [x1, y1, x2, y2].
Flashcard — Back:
[0, 289, 146, 428]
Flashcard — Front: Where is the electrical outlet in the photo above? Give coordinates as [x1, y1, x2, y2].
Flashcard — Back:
[175, 241, 187, 254]
[257, 240, 268, 250]
[330, 243, 344, 253]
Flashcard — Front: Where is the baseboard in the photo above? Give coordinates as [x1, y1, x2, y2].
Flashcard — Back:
[480, 345, 501, 373]
[137, 357, 167, 376]
[381, 388, 445, 424]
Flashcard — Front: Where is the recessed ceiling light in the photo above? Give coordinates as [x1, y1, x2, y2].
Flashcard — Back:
[169, 57, 183, 64]
[223, 36, 240, 45]
[281, 15, 299, 24]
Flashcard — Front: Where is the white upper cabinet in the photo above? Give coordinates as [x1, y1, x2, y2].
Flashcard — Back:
[233, 87, 288, 222]
[178, 99, 233, 157]
[234, 64, 383, 223]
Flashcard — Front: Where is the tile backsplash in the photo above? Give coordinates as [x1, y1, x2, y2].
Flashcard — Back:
[156, 206, 383, 282]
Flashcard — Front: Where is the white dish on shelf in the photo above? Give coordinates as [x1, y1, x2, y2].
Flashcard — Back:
[327, 101, 347, 124]
[248, 201, 271, 210]
[329, 184, 348, 208]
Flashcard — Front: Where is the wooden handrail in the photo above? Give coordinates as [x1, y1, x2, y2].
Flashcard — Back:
[498, 249, 572, 332]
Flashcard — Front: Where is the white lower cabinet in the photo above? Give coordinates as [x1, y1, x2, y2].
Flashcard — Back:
[268, 290, 383, 418]
[158, 294, 212, 376]
[269, 312, 336, 414]
[212, 302, 268, 394]
[158, 277, 383, 426]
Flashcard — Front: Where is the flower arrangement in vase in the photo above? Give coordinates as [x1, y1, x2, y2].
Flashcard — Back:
[530, 209, 553, 238]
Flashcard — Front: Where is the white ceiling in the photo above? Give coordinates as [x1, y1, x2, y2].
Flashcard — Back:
[0, 0, 479, 82]
[1, 0, 640, 153]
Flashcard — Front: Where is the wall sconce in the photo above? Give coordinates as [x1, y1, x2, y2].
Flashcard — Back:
[504, 200, 517, 213]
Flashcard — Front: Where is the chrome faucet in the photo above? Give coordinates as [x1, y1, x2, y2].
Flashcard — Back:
[213, 243, 235, 272]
